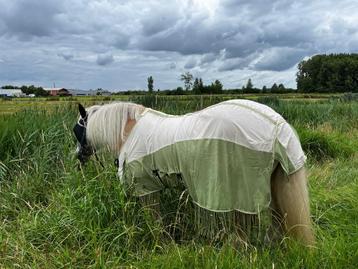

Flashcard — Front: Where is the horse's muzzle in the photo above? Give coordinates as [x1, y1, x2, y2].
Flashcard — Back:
[77, 145, 94, 165]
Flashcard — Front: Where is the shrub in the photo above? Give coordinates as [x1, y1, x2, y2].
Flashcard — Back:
[297, 128, 356, 160]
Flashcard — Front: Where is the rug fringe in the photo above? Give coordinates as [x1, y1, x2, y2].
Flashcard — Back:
[138, 190, 273, 243]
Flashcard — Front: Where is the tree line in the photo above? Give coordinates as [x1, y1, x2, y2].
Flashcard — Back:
[1, 85, 49, 96]
[297, 53, 358, 93]
[141, 72, 293, 95]
[0, 79, 295, 96]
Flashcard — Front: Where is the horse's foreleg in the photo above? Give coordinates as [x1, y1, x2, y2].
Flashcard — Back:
[139, 192, 162, 222]
[271, 165, 315, 246]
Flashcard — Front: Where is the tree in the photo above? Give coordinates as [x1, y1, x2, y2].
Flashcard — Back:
[20, 85, 48, 96]
[34, 87, 49, 97]
[278, 83, 286, 92]
[175, 86, 184, 95]
[180, 72, 193, 91]
[199, 78, 204, 90]
[1, 85, 18, 89]
[271, 83, 279, 92]
[243, 78, 253, 93]
[296, 53, 358, 93]
[147, 76, 154, 93]
[193, 78, 200, 94]
[96, 88, 103, 95]
[21, 85, 30, 95]
[246, 78, 253, 90]
[212, 79, 223, 93]
[262, 85, 268, 93]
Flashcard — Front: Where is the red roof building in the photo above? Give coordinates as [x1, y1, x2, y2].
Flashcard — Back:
[44, 88, 71, 96]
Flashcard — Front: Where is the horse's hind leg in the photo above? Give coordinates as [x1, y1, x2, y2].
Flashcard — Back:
[271, 165, 315, 246]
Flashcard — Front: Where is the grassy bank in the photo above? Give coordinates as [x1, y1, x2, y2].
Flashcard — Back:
[0, 97, 357, 268]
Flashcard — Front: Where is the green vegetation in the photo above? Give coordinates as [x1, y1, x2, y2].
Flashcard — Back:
[0, 96, 357, 268]
[1, 85, 49, 97]
[297, 53, 358, 93]
[192, 78, 224, 94]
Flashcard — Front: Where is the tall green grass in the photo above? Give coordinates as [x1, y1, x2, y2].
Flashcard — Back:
[0, 98, 357, 268]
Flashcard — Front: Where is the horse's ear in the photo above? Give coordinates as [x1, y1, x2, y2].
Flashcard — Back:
[78, 103, 87, 118]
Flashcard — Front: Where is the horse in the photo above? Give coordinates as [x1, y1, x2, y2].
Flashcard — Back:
[73, 100, 315, 246]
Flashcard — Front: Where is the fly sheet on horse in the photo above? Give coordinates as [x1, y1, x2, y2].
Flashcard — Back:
[117, 100, 306, 214]
[74, 99, 314, 246]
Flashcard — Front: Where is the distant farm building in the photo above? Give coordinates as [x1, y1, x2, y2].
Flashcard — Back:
[43, 88, 112, 97]
[44, 88, 71, 96]
[69, 89, 112, 96]
[0, 89, 25, 97]
[68, 89, 94, 96]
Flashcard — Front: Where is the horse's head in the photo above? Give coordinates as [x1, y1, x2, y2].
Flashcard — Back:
[73, 103, 94, 164]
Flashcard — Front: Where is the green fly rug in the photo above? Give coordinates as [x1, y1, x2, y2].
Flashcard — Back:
[117, 99, 306, 239]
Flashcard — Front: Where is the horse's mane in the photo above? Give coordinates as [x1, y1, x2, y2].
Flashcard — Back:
[86, 102, 145, 155]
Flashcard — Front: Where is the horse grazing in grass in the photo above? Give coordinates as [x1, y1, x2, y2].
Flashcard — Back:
[73, 100, 315, 246]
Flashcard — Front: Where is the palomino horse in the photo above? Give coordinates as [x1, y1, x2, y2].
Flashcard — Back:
[73, 100, 315, 246]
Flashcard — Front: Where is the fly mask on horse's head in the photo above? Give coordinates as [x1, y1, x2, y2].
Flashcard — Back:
[73, 103, 94, 164]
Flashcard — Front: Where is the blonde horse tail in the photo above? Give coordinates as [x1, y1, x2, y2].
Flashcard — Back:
[271, 165, 315, 246]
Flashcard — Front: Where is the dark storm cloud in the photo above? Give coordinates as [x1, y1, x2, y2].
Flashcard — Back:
[218, 54, 258, 72]
[134, 0, 358, 72]
[58, 52, 74, 61]
[0, 0, 64, 39]
[200, 53, 217, 65]
[137, 16, 260, 59]
[140, 6, 180, 37]
[184, 58, 197, 69]
[96, 53, 114, 66]
[252, 48, 308, 71]
[168, 62, 176, 70]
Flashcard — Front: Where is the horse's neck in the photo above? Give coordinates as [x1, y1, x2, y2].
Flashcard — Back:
[88, 103, 146, 156]
[118, 104, 146, 149]
[122, 118, 137, 143]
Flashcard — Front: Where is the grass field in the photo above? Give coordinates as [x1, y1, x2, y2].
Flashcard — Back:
[0, 95, 357, 268]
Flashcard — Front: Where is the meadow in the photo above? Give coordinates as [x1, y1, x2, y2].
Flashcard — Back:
[0, 94, 357, 268]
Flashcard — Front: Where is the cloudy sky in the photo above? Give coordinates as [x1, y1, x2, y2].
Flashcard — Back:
[0, 0, 357, 91]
